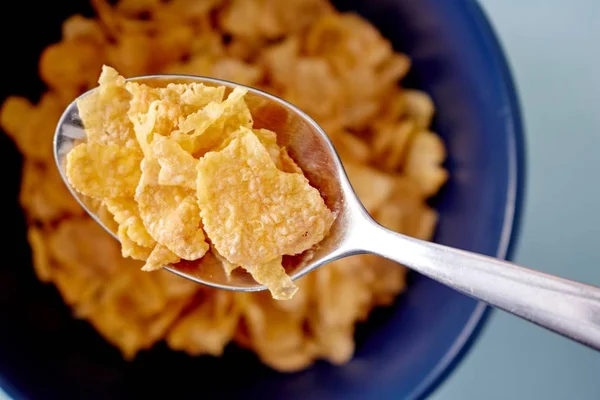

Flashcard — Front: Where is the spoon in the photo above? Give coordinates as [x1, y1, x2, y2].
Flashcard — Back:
[55, 75, 600, 350]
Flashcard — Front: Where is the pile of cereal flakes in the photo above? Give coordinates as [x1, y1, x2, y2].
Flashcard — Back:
[0, 0, 447, 372]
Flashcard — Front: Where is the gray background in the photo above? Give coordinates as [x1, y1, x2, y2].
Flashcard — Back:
[1, 0, 599, 399]
[432, 0, 600, 398]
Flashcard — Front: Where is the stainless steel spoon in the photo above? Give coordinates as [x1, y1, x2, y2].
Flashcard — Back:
[54, 75, 600, 350]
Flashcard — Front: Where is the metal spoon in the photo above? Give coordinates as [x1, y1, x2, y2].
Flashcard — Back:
[54, 75, 600, 350]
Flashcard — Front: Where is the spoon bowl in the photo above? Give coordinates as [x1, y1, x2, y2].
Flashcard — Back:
[55, 74, 600, 350]
[54, 75, 361, 292]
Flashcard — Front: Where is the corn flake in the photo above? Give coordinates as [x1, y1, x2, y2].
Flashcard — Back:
[175, 87, 252, 156]
[167, 291, 239, 356]
[136, 158, 209, 261]
[404, 131, 448, 196]
[66, 142, 143, 199]
[197, 127, 334, 267]
[28, 227, 53, 282]
[343, 162, 396, 213]
[78, 66, 137, 147]
[105, 197, 156, 247]
[143, 244, 181, 272]
[245, 257, 298, 300]
[2, 93, 64, 162]
[117, 224, 153, 260]
[20, 161, 84, 223]
[151, 135, 197, 189]
[211, 247, 239, 276]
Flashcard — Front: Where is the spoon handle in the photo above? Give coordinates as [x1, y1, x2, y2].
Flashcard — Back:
[362, 222, 600, 350]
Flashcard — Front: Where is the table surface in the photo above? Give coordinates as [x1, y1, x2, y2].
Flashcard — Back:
[1, 1, 599, 399]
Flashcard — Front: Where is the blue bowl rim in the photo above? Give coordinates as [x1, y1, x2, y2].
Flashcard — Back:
[0, 2, 526, 399]
[406, 2, 527, 399]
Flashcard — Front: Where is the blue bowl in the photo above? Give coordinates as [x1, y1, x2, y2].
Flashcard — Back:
[0, 0, 525, 398]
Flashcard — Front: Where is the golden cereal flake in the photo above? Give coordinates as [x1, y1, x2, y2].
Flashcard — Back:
[126, 79, 226, 153]
[174, 87, 252, 156]
[343, 162, 396, 213]
[20, 161, 84, 222]
[78, 65, 136, 146]
[143, 244, 181, 272]
[136, 158, 209, 261]
[0, 96, 33, 139]
[245, 257, 298, 300]
[404, 131, 448, 197]
[117, 224, 153, 261]
[48, 218, 121, 275]
[105, 197, 156, 247]
[127, 80, 226, 117]
[151, 135, 198, 190]
[28, 226, 53, 282]
[196, 127, 334, 267]
[66, 142, 143, 199]
[211, 246, 240, 276]
[278, 148, 303, 175]
[167, 290, 240, 356]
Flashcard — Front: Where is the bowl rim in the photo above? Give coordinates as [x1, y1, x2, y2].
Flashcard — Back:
[406, 2, 527, 399]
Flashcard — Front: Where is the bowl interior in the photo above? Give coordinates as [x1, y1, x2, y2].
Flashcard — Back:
[0, 0, 524, 399]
